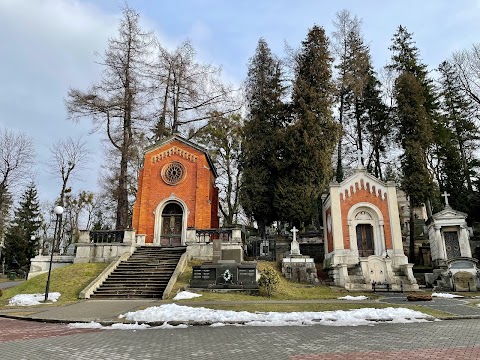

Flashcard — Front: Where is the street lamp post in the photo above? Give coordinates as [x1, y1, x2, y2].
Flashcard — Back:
[44, 206, 63, 302]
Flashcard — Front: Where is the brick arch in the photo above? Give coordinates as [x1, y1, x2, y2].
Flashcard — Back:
[153, 195, 190, 245]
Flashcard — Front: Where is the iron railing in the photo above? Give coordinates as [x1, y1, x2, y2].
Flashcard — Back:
[195, 229, 232, 243]
[90, 230, 124, 244]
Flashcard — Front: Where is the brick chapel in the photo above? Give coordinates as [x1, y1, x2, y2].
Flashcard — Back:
[321, 162, 419, 291]
[132, 135, 219, 246]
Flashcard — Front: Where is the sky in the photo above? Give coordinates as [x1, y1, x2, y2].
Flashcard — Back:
[1, 0, 480, 206]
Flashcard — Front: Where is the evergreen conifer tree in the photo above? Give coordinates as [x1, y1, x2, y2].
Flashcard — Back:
[436, 60, 480, 220]
[240, 39, 288, 234]
[274, 26, 340, 227]
[4, 183, 42, 271]
[394, 72, 433, 262]
[389, 26, 436, 262]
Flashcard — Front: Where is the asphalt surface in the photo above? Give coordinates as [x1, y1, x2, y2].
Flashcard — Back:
[0, 280, 24, 289]
[1, 290, 480, 359]
[1, 317, 480, 359]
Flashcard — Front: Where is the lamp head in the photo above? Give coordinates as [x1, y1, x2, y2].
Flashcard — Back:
[54, 206, 64, 215]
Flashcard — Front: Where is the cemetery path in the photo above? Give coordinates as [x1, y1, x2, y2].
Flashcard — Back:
[1, 317, 480, 359]
[378, 293, 480, 317]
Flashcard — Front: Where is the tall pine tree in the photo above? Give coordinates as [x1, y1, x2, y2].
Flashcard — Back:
[4, 183, 42, 271]
[274, 26, 340, 227]
[394, 72, 433, 262]
[389, 26, 436, 262]
[240, 39, 288, 234]
[436, 60, 480, 220]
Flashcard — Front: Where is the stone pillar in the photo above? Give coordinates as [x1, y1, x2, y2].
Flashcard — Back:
[337, 264, 349, 287]
[123, 230, 136, 245]
[78, 230, 90, 244]
[231, 228, 242, 243]
[379, 220, 386, 255]
[348, 220, 354, 253]
[460, 225, 472, 258]
[212, 239, 222, 264]
[185, 229, 197, 245]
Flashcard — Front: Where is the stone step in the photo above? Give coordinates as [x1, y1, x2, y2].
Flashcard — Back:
[91, 246, 185, 299]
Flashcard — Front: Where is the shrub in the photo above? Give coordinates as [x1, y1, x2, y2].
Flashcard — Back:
[0, 288, 3, 298]
[258, 266, 280, 297]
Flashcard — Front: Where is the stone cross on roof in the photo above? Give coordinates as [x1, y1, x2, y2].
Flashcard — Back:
[357, 148, 364, 169]
[442, 191, 450, 207]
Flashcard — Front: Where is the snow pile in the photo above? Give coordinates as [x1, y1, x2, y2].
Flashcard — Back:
[69, 321, 188, 330]
[8, 292, 61, 306]
[109, 322, 151, 330]
[338, 295, 368, 301]
[432, 293, 464, 299]
[120, 303, 433, 327]
[173, 291, 202, 300]
[69, 321, 104, 329]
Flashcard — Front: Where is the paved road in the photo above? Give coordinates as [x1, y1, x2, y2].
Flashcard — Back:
[1, 317, 480, 359]
[0, 281, 24, 289]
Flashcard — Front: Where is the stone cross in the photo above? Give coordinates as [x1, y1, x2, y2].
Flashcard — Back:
[357, 148, 364, 168]
[290, 226, 300, 256]
[442, 191, 450, 207]
[291, 226, 298, 242]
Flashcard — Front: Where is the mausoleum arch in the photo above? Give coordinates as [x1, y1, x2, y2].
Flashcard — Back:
[153, 195, 190, 246]
[347, 202, 386, 258]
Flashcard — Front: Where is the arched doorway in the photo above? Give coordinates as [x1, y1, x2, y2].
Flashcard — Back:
[160, 202, 183, 246]
[356, 224, 374, 257]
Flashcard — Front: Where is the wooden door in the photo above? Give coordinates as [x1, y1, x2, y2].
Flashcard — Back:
[160, 203, 183, 246]
[356, 224, 374, 257]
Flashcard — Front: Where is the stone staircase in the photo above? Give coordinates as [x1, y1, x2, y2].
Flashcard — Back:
[91, 246, 186, 299]
[346, 265, 367, 290]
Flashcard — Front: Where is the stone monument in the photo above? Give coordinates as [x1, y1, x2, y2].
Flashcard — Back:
[282, 227, 318, 283]
[190, 238, 258, 290]
[425, 192, 480, 291]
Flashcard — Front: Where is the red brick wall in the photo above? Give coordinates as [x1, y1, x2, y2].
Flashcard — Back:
[131, 139, 218, 243]
[339, 179, 392, 250]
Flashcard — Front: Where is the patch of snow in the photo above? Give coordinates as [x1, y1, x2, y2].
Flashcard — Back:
[173, 291, 202, 300]
[338, 295, 368, 300]
[432, 293, 464, 298]
[69, 321, 103, 329]
[120, 303, 433, 327]
[8, 292, 61, 306]
[108, 322, 150, 330]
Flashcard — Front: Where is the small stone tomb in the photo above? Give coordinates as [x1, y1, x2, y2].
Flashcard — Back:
[282, 227, 318, 283]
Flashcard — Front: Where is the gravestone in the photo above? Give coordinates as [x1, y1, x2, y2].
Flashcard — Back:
[281, 226, 318, 283]
[191, 238, 258, 290]
[290, 227, 301, 255]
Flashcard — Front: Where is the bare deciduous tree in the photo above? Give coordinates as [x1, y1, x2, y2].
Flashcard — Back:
[47, 137, 91, 250]
[66, 6, 154, 230]
[453, 44, 480, 106]
[0, 128, 35, 210]
[150, 40, 239, 140]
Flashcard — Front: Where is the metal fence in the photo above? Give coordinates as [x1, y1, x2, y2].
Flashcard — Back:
[246, 238, 277, 260]
[90, 230, 124, 244]
[195, 229, 232, 243]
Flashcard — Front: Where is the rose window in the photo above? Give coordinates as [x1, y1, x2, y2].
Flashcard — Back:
[161, 162, 186, 185]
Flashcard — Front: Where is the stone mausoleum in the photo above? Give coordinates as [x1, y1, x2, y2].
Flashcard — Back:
[321, 160, 418, 291]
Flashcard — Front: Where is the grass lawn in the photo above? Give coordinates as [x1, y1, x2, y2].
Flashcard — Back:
[0, 263, 108, 307]
[170, 260, 377, 302]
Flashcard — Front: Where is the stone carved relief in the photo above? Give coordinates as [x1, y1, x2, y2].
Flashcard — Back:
[355, 211, 373, 220]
